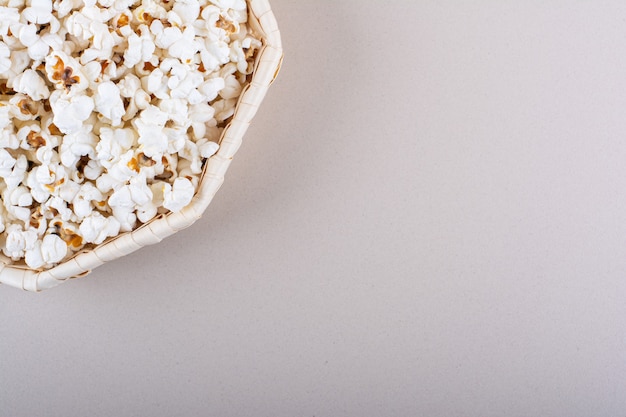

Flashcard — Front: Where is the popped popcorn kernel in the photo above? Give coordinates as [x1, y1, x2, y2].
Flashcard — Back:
[0, 0, 262, 269]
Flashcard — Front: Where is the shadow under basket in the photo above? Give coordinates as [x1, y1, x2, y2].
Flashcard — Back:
[0, 0, 283, 292]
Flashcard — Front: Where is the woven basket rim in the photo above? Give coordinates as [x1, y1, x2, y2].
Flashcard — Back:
[0, 0, 283, 291]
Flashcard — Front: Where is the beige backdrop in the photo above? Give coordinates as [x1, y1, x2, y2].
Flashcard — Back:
[2, 1, 626, 416]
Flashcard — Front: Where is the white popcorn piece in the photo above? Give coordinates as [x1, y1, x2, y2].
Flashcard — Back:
[162, 177, 195, 212]
[123, 29, 151, 68]
[50, 92, 95, 134]
[79, 211, 121, 244]
[12, 69, 51, 101]
[199, 40, 231, 74]
[154, 26, 182, 50]
[94, 81, 125, 126]
[52, 0, 80, 18]
[0, 42, 11, 74]
[96, 127, 135, 166]
[211, 0, 246, 11]
[0, 7, 20, 37]
[4, 225, 38, 260]
[219, 73, 243, 100]
[83, 158, 104, 180]
[84, 22, 116, 61]
[106, 149, 140, 182]
[18, 24, 50, 60]
[117, 73, 141, 98]
[22, 0, 53, 24]
[59, 124, 97, 167]
[128, 173, 153, 206]
[72, 182, 104, 219]
[133, 105, 169, 158]
[40, 234, 68, 265]
[212, 98, 237, 122]
[108, 184, 134, 210]
[0, 149, 16, 177]
[167, 27, 199, 63]
[159, 98, 189, 127]
[25, 234, 68, 269]
[178, 139, 202, 174]
[6, 49, 31, 81]
[198, 77, 225, 101]
[169, 71, 204, 100]
[165, 127, 187, 155]
[141, 66, 169, 99]
[9, 185, 33, 207]
[57, 181, 81, 205]
[198, 140, 220, 159]
[136, 202, 157, 224]
[0, 104, 14, 133]
[172, 0, 199, 25]
[26, 166, 52, 203]
[3, 154, 28, 190]
[189, 102, 216, 124]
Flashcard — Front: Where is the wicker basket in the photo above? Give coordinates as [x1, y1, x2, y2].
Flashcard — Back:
[0, 0, 283, 291]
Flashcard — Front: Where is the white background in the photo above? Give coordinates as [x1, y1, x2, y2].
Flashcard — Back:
[3, 1, 626, 416]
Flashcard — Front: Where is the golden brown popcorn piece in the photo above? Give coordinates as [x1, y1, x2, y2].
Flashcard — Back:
[51, 58, 81, 90]
[216, 16, 236, 34]
[76, 155, 90, 174]
[44, 178, 64, 193]
[143, 61, 157, 71]
[138, 152, 156, 167]
[18, 98, 38, 115]
[26, 131, 46, 148]
[0, 81, 15, 95]
[100, 60, 110, 75]
[50, 220, 84, 250]
[30, 208, 43, 228]
[116, 13, 129, 27]
[127, 156, 140, 173]
[48, 123, 62, 136]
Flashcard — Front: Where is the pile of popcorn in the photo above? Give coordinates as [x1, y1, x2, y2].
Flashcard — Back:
[0, 0, 260, 269]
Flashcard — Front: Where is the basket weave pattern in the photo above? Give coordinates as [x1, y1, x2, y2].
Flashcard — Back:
[0, 0, 283, 291]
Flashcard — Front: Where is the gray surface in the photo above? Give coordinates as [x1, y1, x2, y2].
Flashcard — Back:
[3, 1, 626, 416]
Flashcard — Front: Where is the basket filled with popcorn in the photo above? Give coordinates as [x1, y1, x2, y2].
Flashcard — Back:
[0, 0, 282, 291]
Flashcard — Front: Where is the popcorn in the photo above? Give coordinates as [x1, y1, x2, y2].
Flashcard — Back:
[45, 52, 88, 94]
[50, 92, 94, 134]
[0, 0, 261, 269]
[25, 234, 67, 269]
[58, 124, 97, 166]
[123, 25, 155, 68]
[198, 140, 220, 159]
[0, 149, 16, 177]
[12, 69, 50, 101]
[162, 177, 195, 212]
[79, 211, 120, 244]
[3, 224, 38, 259]
[172, 0, 199, 25]
[94, 81, 125, 126]
[22, 0, 53, 24]
[0, 42, 11, 73]
[3, 154, 27, 190]
[167, 27, 199, 64]
[18, 24, 50, 61]
[72, 182, 103, 219]
[134, 105, 169, 158]
[0, 7, 20, 38]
